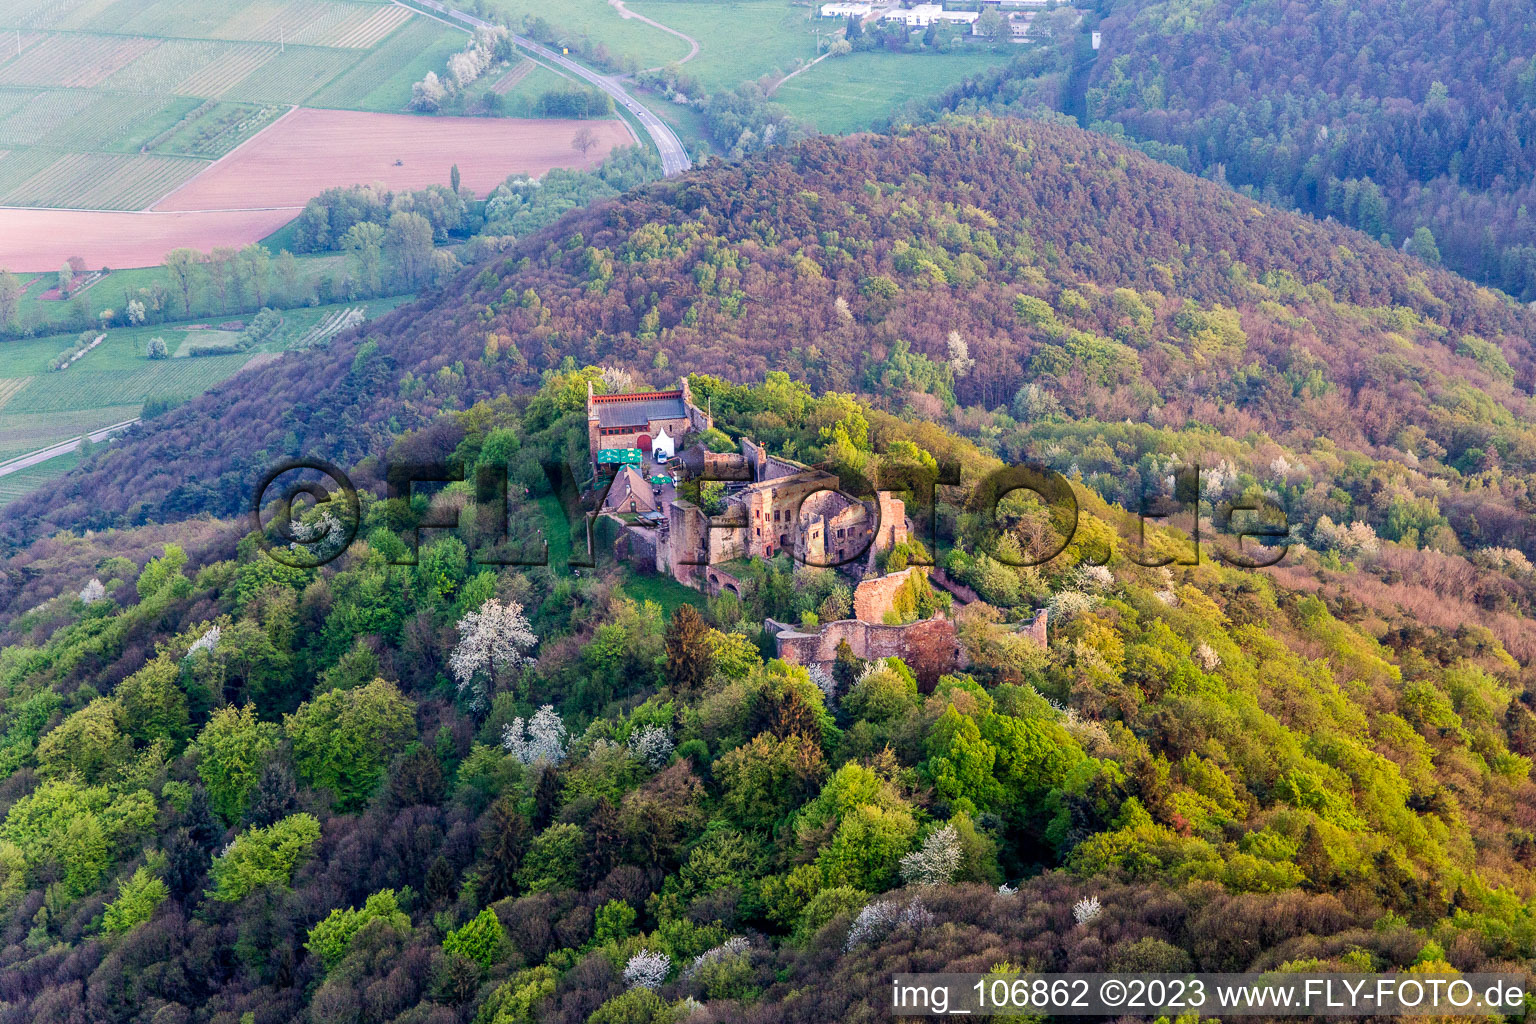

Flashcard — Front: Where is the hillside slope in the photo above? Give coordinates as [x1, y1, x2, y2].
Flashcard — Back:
[1042, 0, 1536, 296]
[8, 119, 1536, 557]
[2, 118, 1536, 1024]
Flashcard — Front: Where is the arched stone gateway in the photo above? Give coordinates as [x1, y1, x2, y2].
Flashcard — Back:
[637, 432, 653, 452]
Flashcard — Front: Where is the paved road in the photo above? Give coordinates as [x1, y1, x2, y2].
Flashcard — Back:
[0, 418, 138, 479]
[404, 0, 692, 177]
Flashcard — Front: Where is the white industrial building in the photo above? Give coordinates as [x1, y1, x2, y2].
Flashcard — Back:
[819, 2, 875, 16]
[882, 3, 980, 28]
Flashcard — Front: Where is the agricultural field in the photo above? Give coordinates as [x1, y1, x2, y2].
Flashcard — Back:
[306, 16, 466, 111]
[1, 151, 205, 209]
[145, 101, 288, 158]
[627, 0, 821, 91]
[486, 0, 691, 71]
[0, 448, 80, 507]
[775, 49, 1020, 133]
[0, 0, 635, 271]
[153, 108, 634, 212]
[0, 294, 409, 503]
[0, 207, 303, 274]
[0, 407, 140, 462]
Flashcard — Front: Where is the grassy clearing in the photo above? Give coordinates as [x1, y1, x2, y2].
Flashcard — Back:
[536, 492, 577, 570]
[487, 0, 690, 70]
[775, 48, 1013, 133]
[495, 61, 573, 111]
[627, 1, 818, 90]
[616, 566, 703, 616]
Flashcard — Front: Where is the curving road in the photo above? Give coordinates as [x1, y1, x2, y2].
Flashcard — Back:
[400, 0, 692, 176]
[0, 418, 137, 479]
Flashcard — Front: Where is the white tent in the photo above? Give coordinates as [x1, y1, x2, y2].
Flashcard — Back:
[652, 425, 676, 459]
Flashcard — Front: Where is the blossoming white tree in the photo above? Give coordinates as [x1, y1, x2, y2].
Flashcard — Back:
[78, 578, 106, 604]
[900, 824, 962, 887]
[681, 937, 750, 981]
[186, 624, 220, 658]
[450, 598, 536, 712]
[503, 705, 567, 766]
[845, 897, 932, 951]
[623, 949, 670, 990]
[1073, 895, 1102, 924]
[627, 725, 674, 769]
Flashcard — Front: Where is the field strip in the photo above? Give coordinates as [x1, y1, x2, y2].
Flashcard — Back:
[0, 201, 304, 214]
[0, 206, 301, 271]
[0, 376, 31, 411]
[198, 102, 298, 168]
[140, 103, 298, 209]
[491, 58, 535, 95]
[152, 107, 633, 212]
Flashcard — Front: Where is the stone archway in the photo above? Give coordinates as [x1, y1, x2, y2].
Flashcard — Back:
[637, 432, 653, 452]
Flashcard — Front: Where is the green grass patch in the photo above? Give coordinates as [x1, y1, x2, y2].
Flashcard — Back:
[536, 492, 577, 570]
[774, 48, 1012, 133]
[487, 0, 691, 70]
[5, 353, 255, 413]
[615, 566, 703, 617]
[627, 1, 818, 91]
[494, 61, 574, 110]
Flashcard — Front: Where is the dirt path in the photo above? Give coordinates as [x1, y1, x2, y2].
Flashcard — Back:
[768, 50, 833, 96]
[491, 57, 536, 94]
[608, 0, 699, 71]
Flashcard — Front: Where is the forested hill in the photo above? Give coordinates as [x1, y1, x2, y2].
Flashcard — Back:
[7, 116, 1536, 1024]
[1080, 0, 1536, 296]
[7, 117, 1536, 552]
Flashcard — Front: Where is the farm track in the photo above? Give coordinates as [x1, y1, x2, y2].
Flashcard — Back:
[608, 0, 699, 73]
[491, 58, 535, 95]
[293, 305, 365, 347]
[0, 375, 31, 411]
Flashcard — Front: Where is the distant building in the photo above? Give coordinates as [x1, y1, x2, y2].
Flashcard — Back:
[882, 3, 979, 28]
[1091, 30, 1101, 49]
[586, 379, 711, 474]
[820, 1, 874, 16]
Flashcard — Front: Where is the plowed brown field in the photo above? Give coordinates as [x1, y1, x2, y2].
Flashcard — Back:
[0, 109, 635, 271]
[155, 108, 633, 211]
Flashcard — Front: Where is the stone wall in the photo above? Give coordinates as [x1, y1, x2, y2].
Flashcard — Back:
[1024, 606, 1049, 647]
[852, 567, 919, 623]
[615, 525, 658, 571]
[767, 615, 963, 681]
